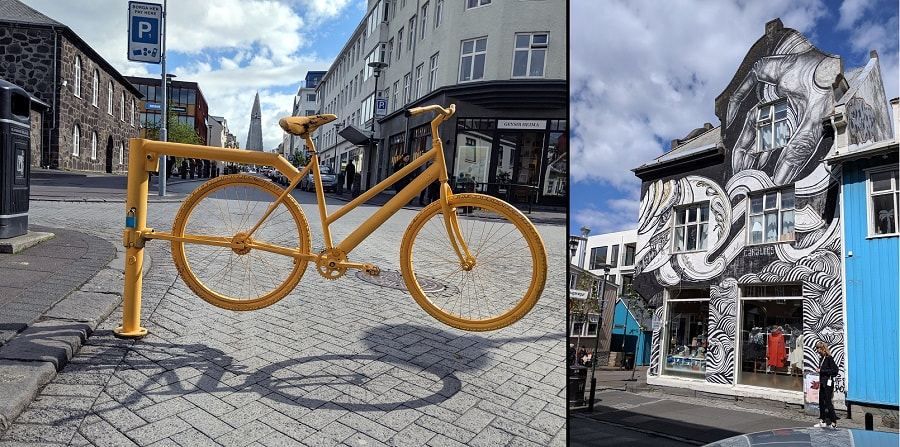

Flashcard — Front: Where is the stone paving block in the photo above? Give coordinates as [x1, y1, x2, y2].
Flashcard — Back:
[0, 360, 56, 430]
[128, 414, 192, 446]
[214, 419, 275, 447]
[390, 421, 438, 447]
[467, 425, 514, 447]
[44, 291, 121, 329]
[0, 421, 79, 444]
[414, 414, 477, 445]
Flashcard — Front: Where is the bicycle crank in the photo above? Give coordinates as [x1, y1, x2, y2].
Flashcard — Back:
[315, 249, 380, 279]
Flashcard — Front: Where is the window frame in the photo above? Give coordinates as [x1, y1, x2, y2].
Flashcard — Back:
[672, 202, 710, 253]
[589, 246, 607, 270]
[458, 37, 487, 83]
[867, 167, 899, 237]
[107, 81, 113, 115]
[428, 52, 439, 92]
[92, 70, 99, 107]
[91, 131, 98, 160]
[747, 188, 795, 245]
[72, 125, 80, 156]
[512, 32, 549, 78]
[466, 0, 490, 9]
[756, 99, 790, 152]
[73, 56, 82, 97]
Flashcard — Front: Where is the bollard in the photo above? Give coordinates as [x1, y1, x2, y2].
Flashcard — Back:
[114, 138, 150, 338]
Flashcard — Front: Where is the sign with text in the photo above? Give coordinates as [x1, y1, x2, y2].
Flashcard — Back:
[128, 2, 162, 63]
[570, 289, 589, 300]
[375, 98, 388, 117]
[498, 119, 546, 130]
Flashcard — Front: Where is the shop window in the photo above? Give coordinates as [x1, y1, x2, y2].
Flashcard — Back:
[589, 246, 607, 270]
[869, 168, 899, 236]
[410, 124, 431, 159]
[542, 130, 567, 197]
[672, 203, 709, 252]
[459, 37, 487, 82]
[512, 33, 548, 78]
[757, 100, 790, 152]
[738, 284, 803, 391]
[748, 189, 794, 244]
[662, 288, 709, 378]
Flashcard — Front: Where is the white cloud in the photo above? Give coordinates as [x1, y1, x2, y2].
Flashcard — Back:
[837, 0, 872, 29]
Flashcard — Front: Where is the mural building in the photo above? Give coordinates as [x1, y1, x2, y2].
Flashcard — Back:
[631, 18, 895, 412]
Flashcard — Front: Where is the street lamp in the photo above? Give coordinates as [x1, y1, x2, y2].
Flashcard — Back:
[588, 263, 610, 412]
[367, 61, 388, 190]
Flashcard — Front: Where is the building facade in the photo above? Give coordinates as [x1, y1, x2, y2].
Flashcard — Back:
[314, 0, 566, 206]
[631, 19, 894, 409]
[824, 97, 899, 427]
[125, 76, 210, 146]
[0, 0, 140, 173]
[283, 71, 325, 161]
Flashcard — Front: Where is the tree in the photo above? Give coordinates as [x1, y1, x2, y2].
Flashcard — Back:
[291, 150, 307, 168]
[143, 111, 204, 172]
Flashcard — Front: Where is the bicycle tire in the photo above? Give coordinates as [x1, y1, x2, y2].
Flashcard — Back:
[171, 174, 311, 310]
[400, 193, 547, 331]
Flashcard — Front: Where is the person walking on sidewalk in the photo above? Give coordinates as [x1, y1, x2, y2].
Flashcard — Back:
[345, 160, 355, 194]
[813, 341, 839, 429]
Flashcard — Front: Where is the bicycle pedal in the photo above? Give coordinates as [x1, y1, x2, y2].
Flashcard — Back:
[363, 264, 380, 276]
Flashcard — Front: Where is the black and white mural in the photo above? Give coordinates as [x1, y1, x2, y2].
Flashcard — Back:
[634, 20, 893, 396]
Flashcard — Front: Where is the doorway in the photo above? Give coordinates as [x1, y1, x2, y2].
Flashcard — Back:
[105, 135, 113, 173]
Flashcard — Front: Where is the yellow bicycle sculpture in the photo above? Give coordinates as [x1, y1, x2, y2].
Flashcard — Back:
[116, 104, 547, 337]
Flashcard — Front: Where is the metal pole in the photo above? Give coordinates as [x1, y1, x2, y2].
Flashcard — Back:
[588, 267, 608, 411]
[158, 0, 167, 196]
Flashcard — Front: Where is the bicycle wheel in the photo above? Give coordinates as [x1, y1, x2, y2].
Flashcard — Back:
[400, 193, 547, 331]
[171, 174, 311, 311]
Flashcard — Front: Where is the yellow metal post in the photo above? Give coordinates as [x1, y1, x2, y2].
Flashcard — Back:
[114, 138, 151, 338]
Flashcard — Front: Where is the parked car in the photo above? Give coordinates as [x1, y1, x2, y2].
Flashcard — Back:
[300, 165, 338, 192]
[703, 427, 899, 447]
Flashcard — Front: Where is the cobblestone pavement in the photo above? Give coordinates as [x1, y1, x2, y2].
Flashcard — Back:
[1, 199, 566, 446]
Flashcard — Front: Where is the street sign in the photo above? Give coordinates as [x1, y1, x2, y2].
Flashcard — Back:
[375, 98, 388, 117]
[569, 289, 588, 300]
[128, 1, 162, 64]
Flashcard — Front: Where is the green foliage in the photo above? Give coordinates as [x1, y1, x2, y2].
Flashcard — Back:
[142, 110, 202, 145]
[291, 150, 307, 168]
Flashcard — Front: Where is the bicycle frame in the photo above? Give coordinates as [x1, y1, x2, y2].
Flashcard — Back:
[116, 104, 467, 338]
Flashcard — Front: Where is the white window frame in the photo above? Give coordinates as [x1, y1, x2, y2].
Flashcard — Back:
[120, 92, 125, 121]
[130, 99, 135, 126]
[392, 80, 399, 111]
[403, 72, 411, 104]
[72, 125, 80, 156]
[459, 37, 487, 82]
[107, 81, 113, 115]
[92, 70, 99, 107]
[408, 16, 416, 52]
[867, 167, 899, 237]
[119, 141, 124, 165]
[434, 0, 443, 28]
[397, 28, 403, 61]
[74, 56, 82, 97]
[414, 63, 424, 99]
[466, 0, 490, 9]
[512, 32, 548, 78]
[672, 202, 710, 253]
[747, 189, 794, 245]
[420, 3, 428, 40]
[429, 52, 439, 92]
[757, 99, 790, 152]
[91, 132, 97, 160]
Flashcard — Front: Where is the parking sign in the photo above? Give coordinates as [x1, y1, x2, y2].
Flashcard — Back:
[128, 2, 162, 64]
[375, 98, 388, 117]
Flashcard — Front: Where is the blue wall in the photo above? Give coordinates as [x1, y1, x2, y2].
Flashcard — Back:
[842, 155, 899, 407]
[610, 300, 652, 366]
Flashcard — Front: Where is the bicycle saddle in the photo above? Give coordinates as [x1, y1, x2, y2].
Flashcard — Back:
[279, 114, 338, 138]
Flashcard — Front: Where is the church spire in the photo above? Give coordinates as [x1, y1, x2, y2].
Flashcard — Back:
[245, 92, 263, 151]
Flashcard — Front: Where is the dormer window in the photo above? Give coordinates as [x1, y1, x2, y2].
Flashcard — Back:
[757, 99, 789, 151]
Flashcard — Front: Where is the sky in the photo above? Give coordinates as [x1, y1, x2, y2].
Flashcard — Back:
[570, 0, 900, 236]
[20, 0, 369, 152]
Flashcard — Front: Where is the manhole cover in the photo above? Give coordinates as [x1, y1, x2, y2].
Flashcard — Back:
[355, 269, 446, 293]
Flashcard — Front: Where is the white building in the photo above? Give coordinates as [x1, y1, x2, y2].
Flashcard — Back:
[314, 0, 566, 206]
[282, 71, 325, 161]
[570, 228, 638, 296]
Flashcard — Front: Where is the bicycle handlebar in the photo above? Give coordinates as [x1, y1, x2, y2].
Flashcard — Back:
[405, 104, 455, 118]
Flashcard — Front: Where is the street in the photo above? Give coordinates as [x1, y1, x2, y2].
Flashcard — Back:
[0, 174, 567, 446]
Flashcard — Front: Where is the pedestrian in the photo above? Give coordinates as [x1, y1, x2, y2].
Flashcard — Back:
[813, 341, 839, 429]
[417, 161, 433, 206]
[577, 347, 587, 366]
[393, 154, 411, 191]
[567, 344, 576, 366]
[345, 160, 356, 194]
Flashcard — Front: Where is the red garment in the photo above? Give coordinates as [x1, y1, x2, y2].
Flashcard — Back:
[767, 332, 786, 368]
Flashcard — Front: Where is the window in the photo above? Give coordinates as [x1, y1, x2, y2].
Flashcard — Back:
[466, 0, 490, 8]
[74, 56, 82, 97]
[609, 245, 619, 268]
[306, 93, 316, 102]
[130, 99, 135, 126]
[387, 38, 394, 63]
[434, 0, 443, 28]
[397, 28, 404, 60]
[459, 37, 487, 82]
[623, 243, 636, 266]
[392, 80, 399, 111]
[748, 189, 794, 244]
[91, 132, 97, 160]
[403, 72, 411, 104]
[512, 33, 548, 78]
[414, 64, 424, 99]
[869, 168, 899, 236]
[107, 81, 113, 114]
[737, 284, 802, 391]
[119, 141, 124, 165]
[92, 70, 99, 106]
[673, 203, 709, 252]
[757, 100, 789, 152]
[120, 92, 125, 121]
[72, 125, 80, 156]
[429, 53, 439, 92]
[408, 16, 416, 52]
[420, 3, 428, 39]
[589, 246, 607, 270]
[663, 288, 709, 378]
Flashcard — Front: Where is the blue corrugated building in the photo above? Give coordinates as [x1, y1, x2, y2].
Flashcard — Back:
[610, 299, 652, 367]
[826, 97, 899, 428]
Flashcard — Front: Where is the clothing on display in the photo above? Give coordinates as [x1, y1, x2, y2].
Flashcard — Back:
[789, 334, 804, 368]
[766, 328, 787, 368]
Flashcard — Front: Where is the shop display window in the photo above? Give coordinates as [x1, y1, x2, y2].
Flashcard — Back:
[662, 288, 709, 379]
[737, 284, 803, 391]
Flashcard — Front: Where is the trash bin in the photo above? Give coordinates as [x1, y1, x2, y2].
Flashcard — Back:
[624, 352, 635, 370]
[568, 365, 587, 407]
[0, 80, 31, 239]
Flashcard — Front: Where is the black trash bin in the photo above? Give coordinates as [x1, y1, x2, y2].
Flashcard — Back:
[568, 365, 587, 407]
[623, 352, 635, 370]
[0, 80, 31, 239]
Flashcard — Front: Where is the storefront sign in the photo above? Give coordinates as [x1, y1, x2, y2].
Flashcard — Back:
[498, 119, 546, 130]
[171, 106, 187, 113]
[570, 289, 588, 300]
[146, 103, 162, 111]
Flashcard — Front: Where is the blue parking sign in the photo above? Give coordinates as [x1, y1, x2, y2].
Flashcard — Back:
[128, 1, 162, 63]
[131, 16, 158, 44]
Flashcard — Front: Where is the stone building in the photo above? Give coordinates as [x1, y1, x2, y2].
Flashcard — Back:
[632, 19, 894, 413]
[0, 0, 141, 173]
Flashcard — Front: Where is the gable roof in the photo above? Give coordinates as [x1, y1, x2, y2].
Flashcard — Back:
[0, 0, 63, 26]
